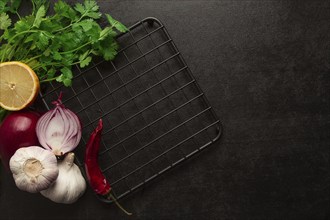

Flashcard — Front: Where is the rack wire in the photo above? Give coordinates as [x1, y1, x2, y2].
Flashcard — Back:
[39, 17, 222, 201]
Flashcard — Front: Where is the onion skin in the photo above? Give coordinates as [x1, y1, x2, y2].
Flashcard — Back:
[0, 111, 41, 171]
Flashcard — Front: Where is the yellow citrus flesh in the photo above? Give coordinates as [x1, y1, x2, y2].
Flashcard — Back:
[0, 61, 40, 111]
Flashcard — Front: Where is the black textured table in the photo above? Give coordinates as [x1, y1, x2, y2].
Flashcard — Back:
[1, 1, 329, 219]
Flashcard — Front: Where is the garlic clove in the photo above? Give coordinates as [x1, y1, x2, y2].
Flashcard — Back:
[41, 152, 86, 204]
[9, 146, 59, 193]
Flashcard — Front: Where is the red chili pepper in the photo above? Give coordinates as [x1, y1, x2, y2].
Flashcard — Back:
[84, 119, 132, 215]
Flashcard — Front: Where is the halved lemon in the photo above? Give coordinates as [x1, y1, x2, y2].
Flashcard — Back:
[0, 61, 40, 111]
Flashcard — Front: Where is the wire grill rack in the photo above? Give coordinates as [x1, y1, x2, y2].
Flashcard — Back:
[39, 17, 222, 201]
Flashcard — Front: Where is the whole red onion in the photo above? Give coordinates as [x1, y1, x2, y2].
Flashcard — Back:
[0, 110, 41, 171]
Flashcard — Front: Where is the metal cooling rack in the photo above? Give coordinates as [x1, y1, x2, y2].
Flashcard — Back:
[39, 17, 222, 201]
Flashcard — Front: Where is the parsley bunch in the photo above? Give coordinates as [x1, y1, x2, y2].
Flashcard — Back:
[0, 0, 128, 86]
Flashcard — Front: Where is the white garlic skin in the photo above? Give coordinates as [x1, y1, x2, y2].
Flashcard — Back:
[41, 152, 86, 204]
[9, 146, 59, 193]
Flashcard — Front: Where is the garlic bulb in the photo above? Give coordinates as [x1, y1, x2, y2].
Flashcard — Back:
[9, 146, 59, 193]
[41, 152, 86, 204]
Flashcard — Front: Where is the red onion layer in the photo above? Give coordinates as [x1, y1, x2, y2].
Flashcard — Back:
[36, 95, 82, 156]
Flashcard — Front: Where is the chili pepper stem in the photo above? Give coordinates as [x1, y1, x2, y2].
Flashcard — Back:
[107, 193, 132, 216]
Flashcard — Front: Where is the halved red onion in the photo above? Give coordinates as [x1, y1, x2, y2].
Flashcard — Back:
[36, 93, 82, 156]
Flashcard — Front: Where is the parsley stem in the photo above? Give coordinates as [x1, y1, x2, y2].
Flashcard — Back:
[1, 30, 40, 62]
[7, 43, 19, 60]
[21, 47, 33, 61]
[32, 62, 59, 70]
[16, 12, 21, 20]
[53, 22, 74, 33]
[40, 77, 57, 83]
[52, 13, 86, 33]
[60, 41, 91, 55]
[25, 55, 42, 64]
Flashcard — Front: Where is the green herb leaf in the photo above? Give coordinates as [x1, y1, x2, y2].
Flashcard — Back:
[53, 51, 62, 60]
[80, 56, 92, 68]
[78, 18, 94, 32]
[25, 59, 39, 69]
[74, 0, 101, 19]
[14, 15, 34, 32]
[74, 2, 85, 15]
[43, 48, 51, 56]
[0, 12, 11, 30]
[56, 66, 73, 86]
[85, 11, 101, 19]
[100, 40, 119, 61]
[0, 1, 8, 14]
[79, 50, 89, 61]
[84, 0, 99, 11]
[9, 0, 22, 13]
[35, 32, 50, 50]
[99, 26, 116, 41]
[105, 14, 128, 33]
[46, 67, 56, 79]
[33, 5, 46, 28]
[54, 0, 76, 20]
[0, 0, 21, 14]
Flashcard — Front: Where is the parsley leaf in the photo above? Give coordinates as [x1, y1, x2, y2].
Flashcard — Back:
[106, 14, 128, 33]
[14, 15, 34, 32]
[9, 0, 22, 13]
[74, 0, 101, 19]
[80, 56, 92, 68]
[0, 12, 11, 30]
[0, 1, 8, 14]
[99, 26, 116, 41]
[53, 51, 62, 61]
[74, 3, 85, 15]
[35, 32, 50, 50]
[56, 67, 73, 86]
[32, 5, 46, 28]
[54, 0, 77, 20]
[99, 40, 119, 61]
[77, 18, 94, 32]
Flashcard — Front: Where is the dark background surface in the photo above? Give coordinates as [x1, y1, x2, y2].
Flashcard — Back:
[1, 0, 329, 219]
